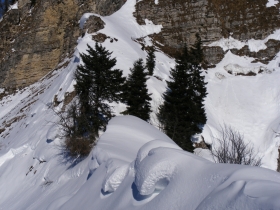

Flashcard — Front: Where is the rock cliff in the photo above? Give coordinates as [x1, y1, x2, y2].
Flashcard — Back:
[0, 0, 280, 89]
[0, 0, 125, 90]
[134, 0, 280, 65]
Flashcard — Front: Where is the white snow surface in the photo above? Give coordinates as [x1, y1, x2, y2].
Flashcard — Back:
[1, 0, 280, 208]
[1, 115, 280, 209]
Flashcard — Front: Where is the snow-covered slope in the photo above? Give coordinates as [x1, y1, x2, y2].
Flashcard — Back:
[201, 51, 280, 169]
[1, 115, 280, 210]
[0, 0, 280, 208]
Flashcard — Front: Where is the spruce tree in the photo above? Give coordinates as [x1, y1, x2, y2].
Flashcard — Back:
[158, 35, 207, 152]
[65, 43, 125, 157]
[146, 47, 156, 76]
[189, 33, 207, 126]
[122, 59, 152, 121]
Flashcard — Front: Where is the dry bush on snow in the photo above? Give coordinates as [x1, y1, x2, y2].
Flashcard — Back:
[211, 125, 262, 166]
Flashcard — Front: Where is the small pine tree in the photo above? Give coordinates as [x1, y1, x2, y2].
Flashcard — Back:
[65, 43, 125, 157]
[158, 35, 207, 152]
[122, 59, 152, 121]
[146, 47, 156, 76]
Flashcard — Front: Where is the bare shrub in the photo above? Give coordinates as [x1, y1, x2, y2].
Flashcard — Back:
[211, 125, 262, 166]
[64, 136, 93, 157]
[51, 101, 96, 159]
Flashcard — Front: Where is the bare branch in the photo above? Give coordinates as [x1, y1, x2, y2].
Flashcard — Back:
[210, 125, 262, 166]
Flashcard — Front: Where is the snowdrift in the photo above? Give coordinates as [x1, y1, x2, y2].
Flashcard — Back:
[1, 116, 280, 209]
[60, 116, 280, 210]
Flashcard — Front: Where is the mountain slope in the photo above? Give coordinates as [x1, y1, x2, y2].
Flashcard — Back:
[0, 0, 280, 209]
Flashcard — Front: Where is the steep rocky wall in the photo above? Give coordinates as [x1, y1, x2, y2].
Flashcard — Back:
[0, 0, 125, 90]
[1, 0, 280, 90]
[135, 0, 280, 65]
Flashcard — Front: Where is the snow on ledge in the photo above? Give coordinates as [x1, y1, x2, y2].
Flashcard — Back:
[208, 36, 245, 51]
[208, 29, 280, 52]
[266, 0, 279, 7]
[224, 63, 271, 75]
[9, 2, 18, 10]
[139, 19, 162, 36]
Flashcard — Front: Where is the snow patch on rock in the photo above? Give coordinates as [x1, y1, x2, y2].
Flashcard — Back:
[266, 0, 279, 7]
[208, 29, 280, 52]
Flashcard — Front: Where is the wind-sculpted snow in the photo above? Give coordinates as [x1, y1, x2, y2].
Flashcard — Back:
[0, 113, 280, 209]
[133, 144, 280, 210]
[134, 139, 181, 169]
[89, 120, 280, 210]
[134, 147, 178, 196]
[102, 161, 130, 193]
[0, 144, 28, 167]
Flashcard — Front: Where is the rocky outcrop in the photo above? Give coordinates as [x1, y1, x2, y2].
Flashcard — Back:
[134, 0, 280, 66]
[232, 39, 280, 64]
[82, 16, 105, 34]
[0, 0, 125, 90]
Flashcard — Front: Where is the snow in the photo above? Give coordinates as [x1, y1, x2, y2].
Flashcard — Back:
[224, 63, 270, 75]
[0, 0, 280, 208]
[54, 117, 280, 209]
[267, 0, 279, 7]
[1, 114, 276, 210]
[208, 29, 280, 52]
[208, 36, 245, 51]
[9, 2, 18, 10]
[202, 51, 280, 169]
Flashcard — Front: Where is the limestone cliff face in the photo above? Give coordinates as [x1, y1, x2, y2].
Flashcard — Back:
[0, 0, 125, 90]
[134, 0, 280, 65]
[1, 0, 280, 90]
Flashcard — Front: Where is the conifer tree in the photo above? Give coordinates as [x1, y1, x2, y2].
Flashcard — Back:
[189, 33, 207, 126]
[65, 43, 125, 157]
[158, 35, 207, 152]
[146, 47, 156, 76]
[122, 59, 152, 121]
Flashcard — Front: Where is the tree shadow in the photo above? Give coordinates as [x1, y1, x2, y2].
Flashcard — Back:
[87, 168, 96, 180]
[55, 144, 86, 169]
